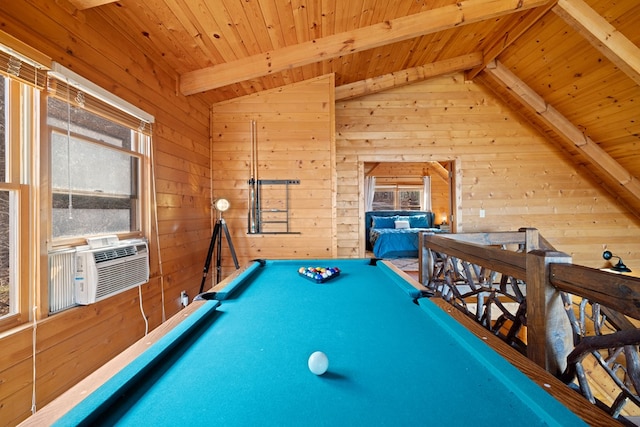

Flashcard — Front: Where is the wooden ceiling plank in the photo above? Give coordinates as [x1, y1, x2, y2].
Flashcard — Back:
[367, 0, 397, 27]
[97, 0, 202, 75]
[355, 0, 376, 29]
[272, 0, 301, 46]
[180, 0, 551, 95]
[320, 0, 337, 38]
[193, 0, 252, 60]
[156, 0, 225, 68]
[219, 0, 272, 55]
[291, 0, 311, 44]
[336, 52, 483, 100]
[257, 0, 288, 49]
[466, 3, 556, 79]
[485, 60, 640, 202]
[413, 28, 464, 67]
[553, 0, 640, 86]
[364, 1, 436, 80]
[68, 0, 117, 10]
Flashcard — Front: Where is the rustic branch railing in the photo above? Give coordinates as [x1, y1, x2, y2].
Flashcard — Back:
[420, 229, 640, 423]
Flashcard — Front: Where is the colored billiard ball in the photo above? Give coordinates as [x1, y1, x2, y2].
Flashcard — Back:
[308, 351, 329, 375]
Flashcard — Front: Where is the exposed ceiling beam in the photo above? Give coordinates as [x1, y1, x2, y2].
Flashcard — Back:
[553, 0, 640, 86]
[180, 0, 551, 95]
[429, 162, 451, 183]
[336, 53, 483, 101]
[68, 0, 118, 10]
[484, 60, 640, 204]
[466, 2, 556, 80]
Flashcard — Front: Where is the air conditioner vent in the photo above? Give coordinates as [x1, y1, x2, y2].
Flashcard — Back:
[95, 255, 149, 299]
[93, 245, 137, 263]
[75, 239, 149, 305]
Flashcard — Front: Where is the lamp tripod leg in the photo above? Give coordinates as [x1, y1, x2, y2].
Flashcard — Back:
[199, 221, 221, 293]
[220, 218, 239, 270]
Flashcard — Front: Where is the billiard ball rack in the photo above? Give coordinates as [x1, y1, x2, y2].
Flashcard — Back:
[298, 266, 341, 283]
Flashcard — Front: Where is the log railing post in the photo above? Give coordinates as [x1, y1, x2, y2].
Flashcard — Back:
[526, 249, 573, 374]
[520, 227, 540, 251]
[419, 232, 434, 285]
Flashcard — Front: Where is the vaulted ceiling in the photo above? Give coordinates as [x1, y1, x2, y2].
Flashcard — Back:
[70, 0, 639, 218]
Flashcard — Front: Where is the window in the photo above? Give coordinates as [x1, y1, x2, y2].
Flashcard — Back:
[46, 68, 152, 244]
[0, 46, 43, 328]
[43, 64, 154, 314]
[372, 185, 423, 211]
[0, 46, 155, 327]
[47, 97, 144, 239]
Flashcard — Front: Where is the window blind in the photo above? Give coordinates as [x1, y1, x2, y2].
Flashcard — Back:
[47, 78, 152, 136]
[48, 62, 154, 136]
[0, 48, 48, 89]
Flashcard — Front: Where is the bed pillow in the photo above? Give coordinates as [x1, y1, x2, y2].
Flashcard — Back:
[371, 216, 397, 229]
[409, 214, 430, 228]
[394, 220, 410, 229]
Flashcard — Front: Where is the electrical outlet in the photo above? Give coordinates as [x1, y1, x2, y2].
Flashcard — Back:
[180, 291, 189, 307]
[479, 209, 485, 218]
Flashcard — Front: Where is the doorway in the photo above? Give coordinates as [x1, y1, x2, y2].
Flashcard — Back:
[364, 161, 454, 227]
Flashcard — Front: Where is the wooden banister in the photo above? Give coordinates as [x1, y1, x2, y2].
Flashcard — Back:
[549, 263, 640, 320]
[419, 228, 640, 419]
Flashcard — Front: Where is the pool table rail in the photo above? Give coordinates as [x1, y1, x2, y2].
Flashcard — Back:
[18, 258, 618, 427]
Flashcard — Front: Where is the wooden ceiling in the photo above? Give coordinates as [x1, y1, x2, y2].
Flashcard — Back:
[70, 0, 639, 217]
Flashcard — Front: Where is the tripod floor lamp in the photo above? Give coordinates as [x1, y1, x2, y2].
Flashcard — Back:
[199, 198, 239, 293]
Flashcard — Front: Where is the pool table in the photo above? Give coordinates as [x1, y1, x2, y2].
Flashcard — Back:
[23, 259, 612, 426]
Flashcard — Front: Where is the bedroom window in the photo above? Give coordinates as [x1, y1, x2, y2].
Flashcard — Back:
[372, 185, 423, 211]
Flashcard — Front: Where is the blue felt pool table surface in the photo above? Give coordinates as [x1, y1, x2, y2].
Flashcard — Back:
[52, 259, 588, 426]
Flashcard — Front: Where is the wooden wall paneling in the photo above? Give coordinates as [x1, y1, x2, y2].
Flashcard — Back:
[0, 1, 212, 424]
[0, 328, 33, 419]
[210, 75, 335, 281]
[335, 73, 640, 269]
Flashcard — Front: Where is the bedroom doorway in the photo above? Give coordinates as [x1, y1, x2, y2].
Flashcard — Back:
[362, 160, 457, 259]
[364, 161, 454, 227]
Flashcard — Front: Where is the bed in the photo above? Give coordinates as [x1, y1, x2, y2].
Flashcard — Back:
[365, 210, 441, 258]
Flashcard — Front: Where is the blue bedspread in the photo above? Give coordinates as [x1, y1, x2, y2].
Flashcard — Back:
[370, 228, 440, 258]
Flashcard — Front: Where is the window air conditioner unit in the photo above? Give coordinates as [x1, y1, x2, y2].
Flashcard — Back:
[75, 239, 149, 305]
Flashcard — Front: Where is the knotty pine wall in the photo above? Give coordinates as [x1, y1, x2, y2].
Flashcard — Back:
[210, 75, 336, 271]
[0, 2, 212, 425]
[336, 73, 640, 270]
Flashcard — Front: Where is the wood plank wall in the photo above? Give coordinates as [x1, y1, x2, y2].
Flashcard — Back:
[209, 75, 336, 278]
[336, 73, 640, 269]
[0, 2, 212, 425]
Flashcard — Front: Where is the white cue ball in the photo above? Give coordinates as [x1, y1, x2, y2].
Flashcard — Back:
[308, 351, 329, 375]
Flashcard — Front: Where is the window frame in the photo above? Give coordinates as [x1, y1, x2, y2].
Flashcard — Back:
[45, 111, 146, 245]
[44, 68, 153, 250]
[372, 184, 424, 211]
[0, 77, 36, 331]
